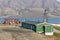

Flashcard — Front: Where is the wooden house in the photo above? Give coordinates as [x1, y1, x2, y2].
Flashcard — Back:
[3, 18, 20, 24]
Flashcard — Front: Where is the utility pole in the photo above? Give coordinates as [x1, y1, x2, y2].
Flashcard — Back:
[43, 9, 48, 23]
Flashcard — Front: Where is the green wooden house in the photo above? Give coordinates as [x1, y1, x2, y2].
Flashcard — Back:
[44, 23, 53, 36]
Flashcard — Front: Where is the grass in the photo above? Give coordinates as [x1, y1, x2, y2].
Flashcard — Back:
[54, 32, 60, 40]
[54, 26, 60, 31]
[54, 32, 60, 37]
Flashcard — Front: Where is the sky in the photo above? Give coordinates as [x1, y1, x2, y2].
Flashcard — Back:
[56, 0, 60, 2]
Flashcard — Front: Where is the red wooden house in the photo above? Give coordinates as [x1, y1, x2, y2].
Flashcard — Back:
[3, 18, 20, 24]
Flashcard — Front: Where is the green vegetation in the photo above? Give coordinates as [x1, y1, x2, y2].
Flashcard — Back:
[54, 26, 60, 31]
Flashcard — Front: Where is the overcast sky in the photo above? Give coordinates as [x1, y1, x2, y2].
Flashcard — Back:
[56, 0, 60, 2]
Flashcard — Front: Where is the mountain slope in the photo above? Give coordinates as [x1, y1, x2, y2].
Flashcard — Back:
[0, 0, 60, 18]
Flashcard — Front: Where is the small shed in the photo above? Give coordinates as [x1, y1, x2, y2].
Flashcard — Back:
[44, 23, 53, 36]
[22, 21, 44, 33]
[3, 18, 20, 24]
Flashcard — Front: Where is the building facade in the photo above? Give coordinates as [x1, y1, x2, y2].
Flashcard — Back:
[3, 18, 20, 24]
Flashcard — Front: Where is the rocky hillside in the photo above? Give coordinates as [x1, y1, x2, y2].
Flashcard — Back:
[0, 0, 60, 18]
